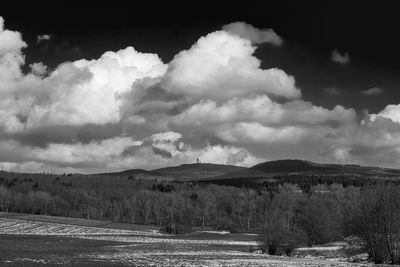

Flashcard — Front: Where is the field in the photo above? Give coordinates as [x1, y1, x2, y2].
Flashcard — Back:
[0, 213, 375, 266]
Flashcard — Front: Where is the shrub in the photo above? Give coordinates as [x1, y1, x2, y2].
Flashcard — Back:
[161, 223, 193, 235]
[351, 185, 400, 264]
[343, 236, 367, 258]
[216, 216, 239, 232]
[258, 220, 300, 256]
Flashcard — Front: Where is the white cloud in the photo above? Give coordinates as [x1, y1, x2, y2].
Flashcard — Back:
[371, 104, 400, 123]
[330, 147, 351, 163]
[0, 17, 27, 53]
[29, 62, 48, 76]
[0, 46, 167, 131]
[37, 34, 51, 43]
[150, 131, 182, 143]
[219, 123, 309, 144]
[222, 21, 283, 45]
[0, 16, 27, 84]
[171, 96, 355, 129]
[0, 137, 134, 173]
[362, 87, 383, 95]
[331, 49, 350, 64]
[320, 106, 400, 167]
[123, 138, 262, 170]
[163, 31, 300, 100]
[1, 16, 400, 172]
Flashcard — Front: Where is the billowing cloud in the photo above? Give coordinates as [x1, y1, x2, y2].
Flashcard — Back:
[29, 62, 48, 76]
[371, 104, 400, 123]
[362, 87, 383, 95]
[331, 49, 350, 64]
[324, 115, 400, 167]
[0, 16, 399, 173]
[0, 17, 26, 52]
[0, 16, 27, 83]
[222, 22, 283, 45]
[163, 31, 299, 100]
[321, 107, 400, 167]
[0, 46, 167, 132]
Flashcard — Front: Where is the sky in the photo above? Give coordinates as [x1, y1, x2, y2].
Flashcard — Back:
[1, 0, 400, 173]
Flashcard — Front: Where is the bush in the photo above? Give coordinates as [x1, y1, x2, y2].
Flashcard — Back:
[229, 225, 240, 233]
[258, 220, 300, 256]
[216, 216, 240, 233]
[161, 223, 193, 235]
[343, 236, 366, 257]
[351, 185, 400, 264]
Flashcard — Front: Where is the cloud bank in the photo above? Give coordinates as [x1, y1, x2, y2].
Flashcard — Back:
[0, 18, 398, 173]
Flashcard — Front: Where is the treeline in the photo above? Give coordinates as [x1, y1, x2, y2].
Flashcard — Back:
[1, 174, 400, 264]
[202, 173, 400, 189]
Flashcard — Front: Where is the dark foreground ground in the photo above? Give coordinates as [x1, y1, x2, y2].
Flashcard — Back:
[0, 213, 375, 266]
[0, 235, 126, 266]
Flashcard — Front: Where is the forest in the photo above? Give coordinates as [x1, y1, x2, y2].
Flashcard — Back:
[1, 173, 400, 264]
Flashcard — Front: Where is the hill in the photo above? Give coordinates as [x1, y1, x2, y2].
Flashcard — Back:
[153, 163, 246, 179]
[99, 163, 245, 181]
[96, 159, 400, 187]
[251, 159, 333, 173]
[2, 159, 399, 191]
[249, 159, 400, 176]
[201, 159, 400, 187]
[98, 169, 166, 180]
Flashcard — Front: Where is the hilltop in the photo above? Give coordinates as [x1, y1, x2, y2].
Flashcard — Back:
[202, 159, 400, 187]
[99, 163, 245, 181]
[97, 159, 400, 187]
[153, 163, 246, 179]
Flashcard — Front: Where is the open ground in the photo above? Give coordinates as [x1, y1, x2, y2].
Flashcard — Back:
[0, 213, 375, 267]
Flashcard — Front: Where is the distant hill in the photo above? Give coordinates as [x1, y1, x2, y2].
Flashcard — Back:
[251, 159, 333, 173]
[100, 163, 246, 181]
[1, 159, 400, 189]
[201, 159, 400, 187]
[102, 169, 155, 176]
[97, 159, 400, 187]
[154, 163, 246, 179]
[99, 169, 166, 180]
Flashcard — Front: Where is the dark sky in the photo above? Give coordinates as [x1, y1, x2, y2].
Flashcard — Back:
[3, 0, 400, 113]
[2, 0, 400, 172]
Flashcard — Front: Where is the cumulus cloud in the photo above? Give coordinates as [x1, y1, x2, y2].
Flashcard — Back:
[319, 106, 400, 167]
[331, 49, 350, 64]
[362, 87, 383, 95]
[324, 114, 400, 167]
[0, 17, 27, 52]
[371, 104, 400, 123]
[170, 96, 355, 137]
[120, 131, 261, 170]
[163, 30, 299, 100]
[222, 22, 283, 45]
[0, 46, 167, 132]
[37, 34, 52, 43]
[0, 16, 27, 83]
[0, 16, 399, 172]
[29, 62, 48, 76]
